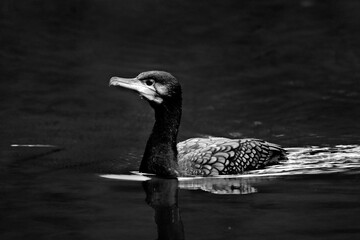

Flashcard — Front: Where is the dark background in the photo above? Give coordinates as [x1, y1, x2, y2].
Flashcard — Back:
[1, 1, 360, 240]
[1, 0, 360, 171]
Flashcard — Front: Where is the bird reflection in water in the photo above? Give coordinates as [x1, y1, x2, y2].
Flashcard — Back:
[179, 177, 257, 194]
[142, 178, 184, 240]
[100, 173, 259, 239]
[139, 176, 259, 240]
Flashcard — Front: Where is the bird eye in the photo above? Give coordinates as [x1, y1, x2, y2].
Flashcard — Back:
[145, 79, 154, 86]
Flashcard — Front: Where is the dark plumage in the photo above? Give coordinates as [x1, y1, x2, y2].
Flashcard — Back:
[109, 71, 287, 177]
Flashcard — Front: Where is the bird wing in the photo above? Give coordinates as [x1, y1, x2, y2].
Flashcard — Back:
[177, 137, 286, 176]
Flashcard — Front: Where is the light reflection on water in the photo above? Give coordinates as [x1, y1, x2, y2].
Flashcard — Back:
[252, 145, 360, 175]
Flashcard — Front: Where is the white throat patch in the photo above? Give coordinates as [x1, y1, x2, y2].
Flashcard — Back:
[155, 83, 168, 96]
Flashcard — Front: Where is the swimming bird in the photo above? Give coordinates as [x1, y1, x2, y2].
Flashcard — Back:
[109, 71, 287, 177]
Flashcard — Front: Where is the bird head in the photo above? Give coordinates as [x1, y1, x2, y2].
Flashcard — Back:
[109, 71, 181, 106]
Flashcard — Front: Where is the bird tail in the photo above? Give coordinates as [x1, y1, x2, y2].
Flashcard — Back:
[267, 142, 288, 164]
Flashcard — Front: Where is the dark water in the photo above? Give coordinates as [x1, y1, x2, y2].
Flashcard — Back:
[1, 0, 360, 239]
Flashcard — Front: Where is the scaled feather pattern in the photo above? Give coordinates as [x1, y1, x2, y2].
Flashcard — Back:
[178, 137, 286, 176]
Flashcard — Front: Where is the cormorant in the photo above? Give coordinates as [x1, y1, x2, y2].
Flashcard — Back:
[109, 71, 287, 177]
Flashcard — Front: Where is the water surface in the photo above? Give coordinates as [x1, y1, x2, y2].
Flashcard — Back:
[1, 0, 360, 239]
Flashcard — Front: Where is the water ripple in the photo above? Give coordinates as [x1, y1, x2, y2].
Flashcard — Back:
[249, 145, 360, 176]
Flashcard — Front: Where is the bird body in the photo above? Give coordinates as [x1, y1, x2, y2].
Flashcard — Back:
[177, 137, 286, 176]
[109, 71, 287, 177]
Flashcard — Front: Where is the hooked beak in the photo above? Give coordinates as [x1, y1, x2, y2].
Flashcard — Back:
[109, 76, 163, 104]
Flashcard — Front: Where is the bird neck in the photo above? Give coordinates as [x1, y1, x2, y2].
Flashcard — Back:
[140, 100, 182, 177]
